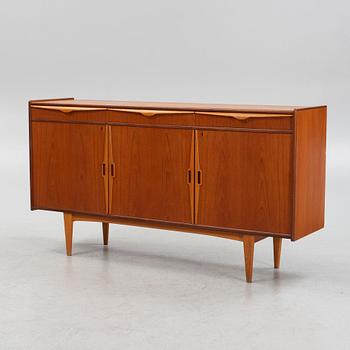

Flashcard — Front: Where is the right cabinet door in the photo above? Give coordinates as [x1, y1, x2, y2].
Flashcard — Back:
[196, 130, 293, 234]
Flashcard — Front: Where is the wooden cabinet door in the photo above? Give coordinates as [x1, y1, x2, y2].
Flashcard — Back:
[109, 126, 194, 224]
[31, 122, 108, 214]
[196, 130, 293, 234]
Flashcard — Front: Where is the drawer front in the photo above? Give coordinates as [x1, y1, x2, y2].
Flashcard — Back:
[107, 109, 195, 127]
[30, 106, 107, 123]
[195, 112, 293, 130]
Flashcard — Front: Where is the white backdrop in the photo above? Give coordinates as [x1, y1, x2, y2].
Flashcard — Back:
[1, 1, 350, 160]
[0, 1, 349, 349]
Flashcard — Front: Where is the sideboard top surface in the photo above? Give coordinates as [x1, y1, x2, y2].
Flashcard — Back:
[29, 98, 325, 114]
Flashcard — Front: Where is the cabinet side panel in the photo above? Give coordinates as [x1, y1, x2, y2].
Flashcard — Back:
[29, 102, 34, 209]
[293, 107, 327, 240]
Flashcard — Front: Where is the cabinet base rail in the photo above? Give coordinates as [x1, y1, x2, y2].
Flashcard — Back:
[63, 212, 283, 283]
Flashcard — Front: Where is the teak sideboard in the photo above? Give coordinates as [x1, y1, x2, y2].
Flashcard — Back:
[29, 98, 327, 282]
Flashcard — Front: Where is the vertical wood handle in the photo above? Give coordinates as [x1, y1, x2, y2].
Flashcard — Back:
[194, 131, 201, 224]
[188, 131, 195, 224]
[103, 127, 109, 214]
[108, 126, 114, 213]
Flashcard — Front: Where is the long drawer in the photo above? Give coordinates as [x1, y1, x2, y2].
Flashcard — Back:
[195, 112, 293, 131]
[31, 105, 107, 123]
[107, 109, 195, 127]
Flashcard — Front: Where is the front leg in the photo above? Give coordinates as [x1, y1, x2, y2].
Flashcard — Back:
[63, 212, 73, 256]
[243, 235, 255, 283]
[102, 222, 109, 245]
[273, 237, 282, 268]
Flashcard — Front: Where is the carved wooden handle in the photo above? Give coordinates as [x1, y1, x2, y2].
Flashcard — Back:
[108, 108, 192, 118]
[195, 112, 292, 120]
[102, 163, 107, 177]
[187, 169, 192, 184]
[194, 131, 201, 224]
[107, 126, 114, 213]
[197, 170, 202, 185]
[110, 163, 116, 178]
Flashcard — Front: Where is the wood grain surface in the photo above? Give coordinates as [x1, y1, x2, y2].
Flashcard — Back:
[71, 213, 269, 242]
[31, 107, 106, 123]
[108, 126, 194, 223]
[243, 235, 255, 282]
[196, 130, 293, 235]
[30, 98, 312, 114]
[195, 113, 293, 130]
[29, 98, 328, 283]
[293, 107, 327, 240]
[31, 122, 107, 214]
[29, 99, 327, 244]
[107, 109, 195, 127]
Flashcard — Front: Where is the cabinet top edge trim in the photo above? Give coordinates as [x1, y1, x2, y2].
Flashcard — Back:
[29, 98, 325, 114]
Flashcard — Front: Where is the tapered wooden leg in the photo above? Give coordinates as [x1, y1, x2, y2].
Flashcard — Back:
[63, 212, 73, 256]
[102, 222, 109, 245]
[243, 235, 255, 283]
[273, 237, 282, 269]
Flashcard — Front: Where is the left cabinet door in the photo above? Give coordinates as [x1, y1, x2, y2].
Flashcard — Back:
[31, 122, 108, 215]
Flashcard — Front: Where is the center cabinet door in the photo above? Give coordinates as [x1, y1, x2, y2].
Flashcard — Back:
[108, 126, 194, 224]
[195, 130, 293, 234]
